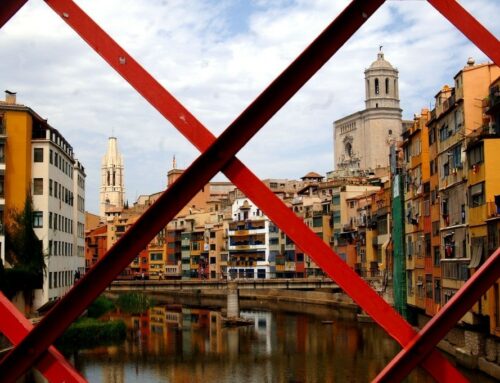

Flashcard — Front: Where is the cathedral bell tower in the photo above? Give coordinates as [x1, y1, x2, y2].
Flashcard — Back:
[333, 49, 404, 172]
[364, 49, 400, 110]
[100, 137, 125, 217]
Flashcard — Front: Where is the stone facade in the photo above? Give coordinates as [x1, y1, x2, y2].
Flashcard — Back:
[334, 51, 408, 172]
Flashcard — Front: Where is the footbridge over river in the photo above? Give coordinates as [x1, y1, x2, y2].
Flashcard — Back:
[110, 278, 340, 292]
[109, 278, 343, 319]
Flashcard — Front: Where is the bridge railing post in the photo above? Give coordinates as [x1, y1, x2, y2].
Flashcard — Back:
[227, 281, 240, 319]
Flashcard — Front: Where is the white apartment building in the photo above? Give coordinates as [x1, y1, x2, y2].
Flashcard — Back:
[227, 198, 272, 279]
[31, 124, 86, 308]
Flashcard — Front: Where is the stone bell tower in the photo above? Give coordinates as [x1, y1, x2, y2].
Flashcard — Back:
[100, 137, 125, 217]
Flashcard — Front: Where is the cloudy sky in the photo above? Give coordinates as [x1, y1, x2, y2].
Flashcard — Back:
[0, 0, 498, 214]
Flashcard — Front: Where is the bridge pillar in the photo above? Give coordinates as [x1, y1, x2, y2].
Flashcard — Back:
[227, 281, 239, 319]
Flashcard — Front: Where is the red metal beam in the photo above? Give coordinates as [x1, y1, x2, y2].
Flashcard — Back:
[0, 293, 86, 382]
[429, 0, 500, 67]
[0, 1, 391, 380]
[374, 248, 500, 382]
[0, 0, 29, 29]
[40, 2, 466, 381]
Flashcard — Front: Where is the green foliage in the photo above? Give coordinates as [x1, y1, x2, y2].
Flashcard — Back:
[56, 318, 126, 353]
[116, 292, 152, 314]
[88, 296, 116, 318]
[1, 195, 46, 298]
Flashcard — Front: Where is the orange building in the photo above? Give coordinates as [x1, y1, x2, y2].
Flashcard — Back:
[84, 224, 107, 272]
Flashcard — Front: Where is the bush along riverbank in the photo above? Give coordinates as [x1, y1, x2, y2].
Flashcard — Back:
[56, 318, 126, 353]
[56, 296, 125, 353]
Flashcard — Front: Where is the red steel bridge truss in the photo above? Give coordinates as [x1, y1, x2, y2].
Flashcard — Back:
[0, 1, 499, 382]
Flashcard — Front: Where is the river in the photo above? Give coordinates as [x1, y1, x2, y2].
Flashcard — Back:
[68, 295, 494, 382]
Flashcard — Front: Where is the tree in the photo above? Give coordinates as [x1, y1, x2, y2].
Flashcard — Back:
[0, 195, 46, 302]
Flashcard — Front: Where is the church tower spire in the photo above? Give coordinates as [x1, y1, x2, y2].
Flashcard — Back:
[364, 49, 400, 110]
[100, 136, 125, 217]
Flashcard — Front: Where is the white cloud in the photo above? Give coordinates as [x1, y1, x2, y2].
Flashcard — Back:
[0, 0, 498, 213]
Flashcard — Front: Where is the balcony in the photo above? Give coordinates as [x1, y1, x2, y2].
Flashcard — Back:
[441, 258, 469, 282]
[228, 243, 266, 251]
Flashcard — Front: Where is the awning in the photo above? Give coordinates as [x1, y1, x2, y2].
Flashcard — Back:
[469, 241, 483, 269]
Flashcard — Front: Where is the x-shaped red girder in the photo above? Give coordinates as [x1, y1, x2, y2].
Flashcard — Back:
[0, 0, 499, 382]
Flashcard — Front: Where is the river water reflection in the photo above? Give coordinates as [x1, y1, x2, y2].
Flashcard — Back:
[70, 297, 493, 383]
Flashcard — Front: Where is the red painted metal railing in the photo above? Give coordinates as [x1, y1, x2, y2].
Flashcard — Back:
[0, 293, 86, 382]
[0, 0, 499, 382]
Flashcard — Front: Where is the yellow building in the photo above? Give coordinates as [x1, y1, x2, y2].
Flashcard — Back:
[402, 111, 430, 310]
[0, 91, 85, 309]
[467, 75, 500, 336]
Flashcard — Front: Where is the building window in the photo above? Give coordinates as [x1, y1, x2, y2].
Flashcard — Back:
[428, 128, 435, 145]
[434, 279, 441, 305]
[32, 211, 43, 228]
[425, 275, 433, 299]
[468, 143, 484, 168]
[443, 162, 449, 177]
[375, 78, 380, 94]
[33, 178, 43, 195]
[433, 246, 440, 266]
[385, 78, 389, 94]
[450, 145, 462, 169]
[34, 148, 44, 162]
[49, 149, 53, 164]
[439, 125, 450, 141]
[469, 182, 485, 207]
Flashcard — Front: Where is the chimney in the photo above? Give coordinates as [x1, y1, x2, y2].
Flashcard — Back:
[5, 90, 16, 104]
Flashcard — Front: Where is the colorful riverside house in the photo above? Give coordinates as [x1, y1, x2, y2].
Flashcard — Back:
[228, 198, 270, 279]
[437, 60, 500, 326]
[84, 224, 107, 272]
[148, 243, 165, 279]
[363, 178, 392, 284]
[349, 191, 374, 277]
[177, 211, 210, 279]
[402, 110, 430, 314]
[291, 184, 327, 278]
[165, 220, 183, 279]
[467, 74, 500, 335]
[484, 76, 500, 336]
[206, 221, 224, 279]
[332, 184, 380, 269]
[427, 102, 444, 316]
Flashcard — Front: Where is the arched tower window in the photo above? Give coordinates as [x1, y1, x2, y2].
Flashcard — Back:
[385, 78, 389, 94]
[107, 171, 110, 186]
[112, 171, 116, 186]
[375, 78, 380, 95]
[366, 79, 369, 98]
[394, 79, 397, 97]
